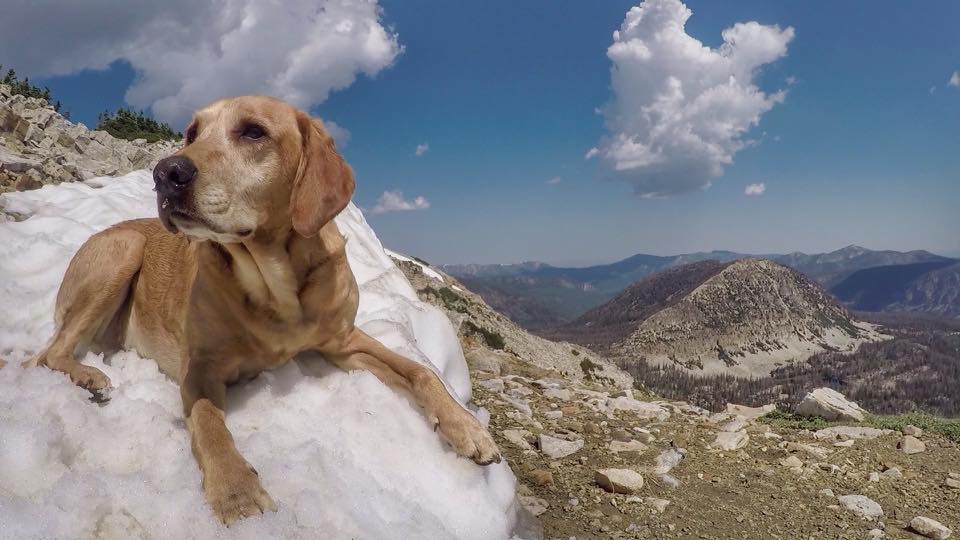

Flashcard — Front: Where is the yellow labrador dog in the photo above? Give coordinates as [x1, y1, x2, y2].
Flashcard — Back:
[23, 96, 500, 524]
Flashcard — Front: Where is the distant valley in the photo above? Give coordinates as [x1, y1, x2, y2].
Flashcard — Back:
[441, 246, 954, 329]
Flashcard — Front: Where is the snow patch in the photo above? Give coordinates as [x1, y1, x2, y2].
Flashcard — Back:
[0, 171, 517, 539]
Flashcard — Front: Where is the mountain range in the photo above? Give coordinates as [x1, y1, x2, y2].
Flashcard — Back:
[442, 246, 954, 328]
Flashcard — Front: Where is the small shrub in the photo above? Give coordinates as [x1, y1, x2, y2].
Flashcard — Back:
[462, 321, 505, 350]
[2, 66, 65, 114]
[96, 107, 181, 142]
[758, 410, 830, 431]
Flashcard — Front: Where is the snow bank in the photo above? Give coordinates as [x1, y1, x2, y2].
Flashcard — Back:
[0, 171, 518, 540]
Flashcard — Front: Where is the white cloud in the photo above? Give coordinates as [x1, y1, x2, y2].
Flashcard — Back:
[0, 0, 402, 128]
[370, 190, 430, 214]
[324, 121, 352, 148]
[414, 143, 429, 157]
[785, 76, 798, 86]
[585, 147, 600, 159]
[593, 0, 794, 197]
[744, 182, 766, 196]
[545, 176, 562, 185]
[950, 71, 960, 87]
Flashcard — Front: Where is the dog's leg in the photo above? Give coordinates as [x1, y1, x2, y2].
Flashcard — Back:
[323, 329, 502, 465]
[181, 366, 276, 525]
[25, 228, 145, 394]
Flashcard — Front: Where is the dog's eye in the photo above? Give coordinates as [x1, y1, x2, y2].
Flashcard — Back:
[239, 123, 266, 140]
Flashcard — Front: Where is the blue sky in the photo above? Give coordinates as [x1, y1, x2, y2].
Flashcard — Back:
[18, 0, 960, 265]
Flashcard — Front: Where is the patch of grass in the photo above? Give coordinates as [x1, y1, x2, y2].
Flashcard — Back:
[863, 413, 960, 443]
[462, 321, 505, 350]
[758, 410, 831, 431]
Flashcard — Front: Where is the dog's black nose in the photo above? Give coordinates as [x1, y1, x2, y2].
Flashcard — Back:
[153, 155, 198, 190]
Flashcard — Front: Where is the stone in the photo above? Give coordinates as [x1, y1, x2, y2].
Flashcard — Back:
[518, 495, 549, 517]
[909, 516, 952, 539]
[595, 468, 645, 494]
[543, 410, 563, 420]
[899, 435, 926, 454]
[818, 488, 835, 498]
[813, 426, 893, 441]
[646, 498, 670, 513]
[720, 416, 749, 433]
[538, 433, 584, 459]
[869, 472, 880, 482]
[725, 403, 776, 420]
[796, 388, 867, 421]
[867, 529, 886, 539]
[529, 469, 554, 487]
[465, 348, 505, 375]
[15, 173, 43, 191]
[780, 456, 803, 468]
[505, 397, 532, 417]
[837, 495, 883, 520]
[881, 467, 902, 480]
[946, 477, 960, 490]
[502, 429, 533, 450]
[479, 378, 505, 392]
[608, 439, 648, 455]
[605, 397, 670, 421]
[543, 387, 573, 401]
[710, 431, 748, 451]
[903, 425, 923, 437]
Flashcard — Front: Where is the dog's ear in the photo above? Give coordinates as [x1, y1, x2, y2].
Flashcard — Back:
[290, 111, 355, 237]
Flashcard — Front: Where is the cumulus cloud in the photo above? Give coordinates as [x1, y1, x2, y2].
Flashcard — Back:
[414, 143, 430, 157]
[545, 176, 562, 185]
[0, 0, 402, 128]
[744, 182, 766, 196]
[370, 190, 430, 214]
[950, 71, 960, 87]
[593, 0, 794, 197]
[324, 121, 352, 148]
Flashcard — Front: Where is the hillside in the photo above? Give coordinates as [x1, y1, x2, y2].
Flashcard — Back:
[442, 246, 948, 330]
[554, 259, 886, 378]
[833, 260, 960, 317]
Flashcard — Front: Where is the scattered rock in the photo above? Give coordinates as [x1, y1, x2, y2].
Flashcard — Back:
[646, 498, 670, 513]
[543, 388, 573, 401]
[595, 468, 645, 494]
[710, 431, 748, 451]
[502, 429, 534, 450]
[946, 476, 960, 490]
[518, 495, 549, 517]
[796, 388, 867, 422]
[909, 516, 953, 539]
[867, 528, 886, 539]
[903, 424, 923, 437]
[608, 440, 648, 455]
[529, 469, 554, 487]
[653, 447, 686, 475]
[720, 416, 749, 433]
[819, 488, 835, 498]
[538, 433, 584, 459]
[725, 403, 776, 420]
[780, 456, 803, 469]
[813, 426, 892, 441]
[837, 494, 883, 520]
[543, 410, 563, 420]
[465, 348, 506, 375]
[479, 378, 505, 392]
[881, 467, 902, 480]
[604, 397, 670, 421]
[899, 435, 927, 455]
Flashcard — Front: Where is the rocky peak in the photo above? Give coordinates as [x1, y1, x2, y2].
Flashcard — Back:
[0, 83, 179, 193]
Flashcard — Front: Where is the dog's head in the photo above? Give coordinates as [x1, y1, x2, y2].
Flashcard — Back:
[153, 96, 354, 242]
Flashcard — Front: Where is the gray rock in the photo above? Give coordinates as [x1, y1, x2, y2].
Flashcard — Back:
[595, 468, 644, 494]
[502, 429, 533, 450]
[899, 435, 926, 454]
[543, 387, 573, 401]
[909, 516, 952, 539]
[903, 424, 923, 437]
[796, 388, 867, 421]
[538, 433, 584, 459]
[710, 431, 748, 451]
[720, 416, 749, 433]
[653, 447, 686, 475]
[478, 378, 505, 392]
[813, 426, 893, 440]
[543, 410, 563, 420]
[608, 439, 648, 454]
[465, 348, 506, 375]
[837, 494, 883, 520]
[518, 495, 549, 517]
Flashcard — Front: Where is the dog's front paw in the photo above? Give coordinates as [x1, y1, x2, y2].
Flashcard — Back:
[205, 463, 277, 526]
[434, 407, 502, 466]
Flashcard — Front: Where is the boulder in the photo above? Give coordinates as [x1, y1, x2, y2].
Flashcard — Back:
[899, 435, 926, 454]
[594, 469, 644, 494]
[837, 495, 883, 520]
[538, 433, 584, 459]
[909, 516, 953, 540]
[795, 388, 867, 421]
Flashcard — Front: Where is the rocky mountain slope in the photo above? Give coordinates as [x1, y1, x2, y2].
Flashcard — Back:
[554, 259, 887, 378]
[833, 260, 960, 317]
[442, 247, 949, 330]
[0, 83, 178, 193]
[399, 255, 958, 539]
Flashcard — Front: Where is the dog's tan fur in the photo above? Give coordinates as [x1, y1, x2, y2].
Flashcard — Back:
[24, 96, 500, 524]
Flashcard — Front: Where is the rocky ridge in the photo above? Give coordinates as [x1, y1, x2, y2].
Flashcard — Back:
[397, 255, 959, 539]
[0, 83, 178, 193]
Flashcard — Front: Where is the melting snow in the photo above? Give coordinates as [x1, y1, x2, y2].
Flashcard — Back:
[0, 171, 518, 539]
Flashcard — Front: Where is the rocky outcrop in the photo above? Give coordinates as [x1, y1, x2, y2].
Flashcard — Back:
[0, 83, 178, 193]
[604, 259, 887, 377]
[796, 387, 868, 422]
